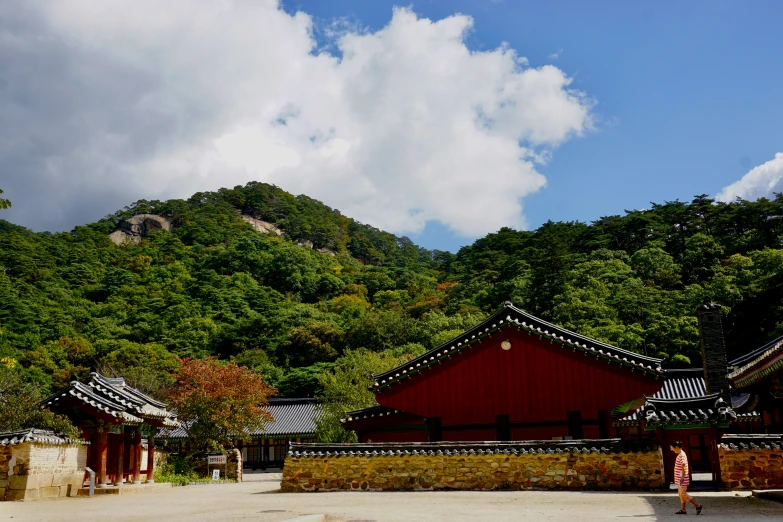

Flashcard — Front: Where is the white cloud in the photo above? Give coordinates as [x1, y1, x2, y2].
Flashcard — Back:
[716, 153, 783, 202]
[548, 49, 563, 60]
[0, 1, 593, 237]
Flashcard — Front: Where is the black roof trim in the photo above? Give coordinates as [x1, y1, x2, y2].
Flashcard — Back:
[288, 439, 660, 457]
[729, 333, 783, 368]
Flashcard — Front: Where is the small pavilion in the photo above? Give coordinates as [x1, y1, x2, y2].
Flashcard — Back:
[42, 372, 177, 488]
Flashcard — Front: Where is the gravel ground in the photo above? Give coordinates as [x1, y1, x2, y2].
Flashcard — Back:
[3, 473, 782, 521]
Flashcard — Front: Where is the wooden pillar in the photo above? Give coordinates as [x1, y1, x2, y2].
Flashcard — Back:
[656, 427, 669, 484]
[710, 425, 721, 486]
[132, 429, 143, 484]
[96, 427, 109, 488]
[146, 436, 155, 483]
[114, 430, 125, 487]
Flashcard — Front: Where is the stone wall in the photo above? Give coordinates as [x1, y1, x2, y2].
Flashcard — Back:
[719, 435, 783, 490]
[140, 447, 169, 473]
[1, 442, 88, 501]
[281, 440, 664, 492]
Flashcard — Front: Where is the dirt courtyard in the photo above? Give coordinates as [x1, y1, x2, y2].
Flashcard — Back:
[3, 473, 782, 522]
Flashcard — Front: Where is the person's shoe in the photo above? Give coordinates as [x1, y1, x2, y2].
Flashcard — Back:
[675, 510, 687, 515]
[696, 504, 702, 515]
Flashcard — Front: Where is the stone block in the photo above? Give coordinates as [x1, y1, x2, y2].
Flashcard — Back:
[8, 474, 37, 490]
[39, 486, 61, 498]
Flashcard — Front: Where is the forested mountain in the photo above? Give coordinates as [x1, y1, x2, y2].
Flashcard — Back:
[1, 183, 782, 402]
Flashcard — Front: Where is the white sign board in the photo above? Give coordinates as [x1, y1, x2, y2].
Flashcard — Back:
[208, 455, 227, 465]
[212, 469, 220, 481]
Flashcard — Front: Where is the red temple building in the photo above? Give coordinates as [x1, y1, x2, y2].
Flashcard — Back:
[343, 301, 782, 488]
[344, 301, 666, 443]
[43, 372, 177, 488]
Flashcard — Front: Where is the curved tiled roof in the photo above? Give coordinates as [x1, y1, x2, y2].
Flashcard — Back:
[656, 369, 706, 399]
[642, 394, 737, 427]
[373, 302, 663, 391]
[259, 398, 319, 436]
[42, 372, 177, 428]
[343, 405, 401, 423]
[613, 369, 758, 426]
[160, 398, 319, 440]
[728, 334, 783, 387]
[0, 428, 88, 446]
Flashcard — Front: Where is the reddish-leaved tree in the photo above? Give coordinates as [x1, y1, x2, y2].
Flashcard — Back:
[167, 357, 275, 453]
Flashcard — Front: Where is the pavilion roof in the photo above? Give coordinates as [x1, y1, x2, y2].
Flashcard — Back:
[728, 333, 783, 388]
[372, 302, 663, 392]
[42, 372, 177, 428]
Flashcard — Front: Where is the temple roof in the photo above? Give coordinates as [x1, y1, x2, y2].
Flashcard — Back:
[0, 428, 88, 446]
[372, 302, 663, 391]
[614, 369, 758, 426]
[160, 398, 319, 440]
[642, 394, 737, 427]
[728, 333, 783, 387]
[258, 398, 319, 437]
[42, 372, 177, 427]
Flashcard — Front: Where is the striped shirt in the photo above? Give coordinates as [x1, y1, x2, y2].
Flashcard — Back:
[674, 452, 690, 487]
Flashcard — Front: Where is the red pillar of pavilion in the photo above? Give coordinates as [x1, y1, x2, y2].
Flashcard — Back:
[114, 431, 125, 487]
[96, 427, 109, 488]
[132, 428, 143, 484]
[146, 436, 155, 483]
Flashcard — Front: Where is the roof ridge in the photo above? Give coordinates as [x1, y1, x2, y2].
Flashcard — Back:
[372, 302, 663, 390]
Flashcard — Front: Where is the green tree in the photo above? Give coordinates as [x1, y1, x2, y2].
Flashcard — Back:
[0, 188, 10, 209]
[166, 357, 275, 453]
[0, 363, 79, 436]
[315, 348, 419, 442]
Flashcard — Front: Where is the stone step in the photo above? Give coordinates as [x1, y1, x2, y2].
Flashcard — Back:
[78, 482, 173, 496]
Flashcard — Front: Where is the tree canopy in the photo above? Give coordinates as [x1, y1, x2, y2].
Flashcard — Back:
[166, 357, 274, 453]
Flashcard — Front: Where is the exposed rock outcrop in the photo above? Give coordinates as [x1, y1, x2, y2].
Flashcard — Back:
[109, 214, 172, 245]
[240, 214, 283, 236]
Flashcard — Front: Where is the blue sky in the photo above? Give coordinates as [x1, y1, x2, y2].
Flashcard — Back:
[1, 1, 781, 253]
[287, 0, 783, 251]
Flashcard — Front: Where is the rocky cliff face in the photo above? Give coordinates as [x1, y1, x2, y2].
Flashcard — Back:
[109, 214, 172, 245]
[239, 214, 283, 236]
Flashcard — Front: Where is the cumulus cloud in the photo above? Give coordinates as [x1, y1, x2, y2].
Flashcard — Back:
[716, 153, 783, 202]
[0, 0, 593, 236]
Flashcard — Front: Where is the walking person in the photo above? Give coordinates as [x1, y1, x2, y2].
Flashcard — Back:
[671, 441, 703, 515]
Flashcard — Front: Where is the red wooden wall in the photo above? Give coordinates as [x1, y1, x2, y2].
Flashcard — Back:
[377, 328, 663, 427]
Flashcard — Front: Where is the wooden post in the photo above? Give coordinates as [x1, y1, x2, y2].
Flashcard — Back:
[710, 425, 721, 487]
[114, 430, 125, 487]
[96, 427, 109, 488]
[146, 436, 155, 483]
[132, 429, 143, 484]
